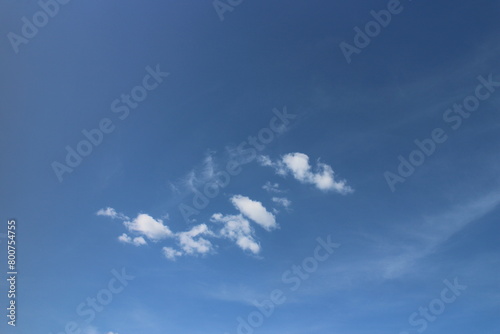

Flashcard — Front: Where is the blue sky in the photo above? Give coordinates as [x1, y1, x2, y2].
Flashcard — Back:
[1, 0, 500, 333]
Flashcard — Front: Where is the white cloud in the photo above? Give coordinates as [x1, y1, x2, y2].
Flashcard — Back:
[282, 153, 311, 180]
[258, 155, 287, 175]
[96, 207, 129, 220]
[257, 155, 273, 167]
[118, 233, 147, 246]
[236, 235, 260, 254]
[123, 214, 173, 241]
[272, 197, 291, 209]
[80, 327, 100, 334]
[230, 195, 278, 231]
[99, 194, 281, 258]
[163, 247, 183, 260]
[259, 152, 353, 194]
[211, 213, 260, 254]
[177, 224, 213, 255]
[162, 225, 213, 260]
[98, 209, 215, 258]
[262, 181, 284, 193]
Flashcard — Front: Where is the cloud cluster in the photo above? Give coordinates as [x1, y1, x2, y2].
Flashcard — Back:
[259, 152, 353, 194]
[97, 207, 129, 220]
[99, 151, 350, 260]
[97, 194, 278, 260]
[211, 213, 260, 254]
[98, 209, 214, 260]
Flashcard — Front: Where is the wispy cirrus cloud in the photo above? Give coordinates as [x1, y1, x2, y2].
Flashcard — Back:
[180, 151, 218, 192]
[272, 197, 292, 209]
[262, 181, 285, 193]
[317, 191, 500, 292]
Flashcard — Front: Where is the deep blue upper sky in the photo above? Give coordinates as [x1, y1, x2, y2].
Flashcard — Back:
[1, 1, 500, 333]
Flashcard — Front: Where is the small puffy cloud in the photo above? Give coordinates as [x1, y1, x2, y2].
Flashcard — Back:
[236, 236, 260, 254]
[123, 214, 173, 241]
[282, 153, 311, 180]
[272, 197, 291, 209]
[262, 181, 284, 193]
[230, 195, 278, 231]
[257, 155, 273, 167]
[177, 224, 213, 255]
[118, 233, 147, 246]
[162, 225, 213, 260]
[163, 247, 183, 260]
[259, 152, 353, 194]
[211, 213, 260, 254]
[96, 207, 129, 220]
